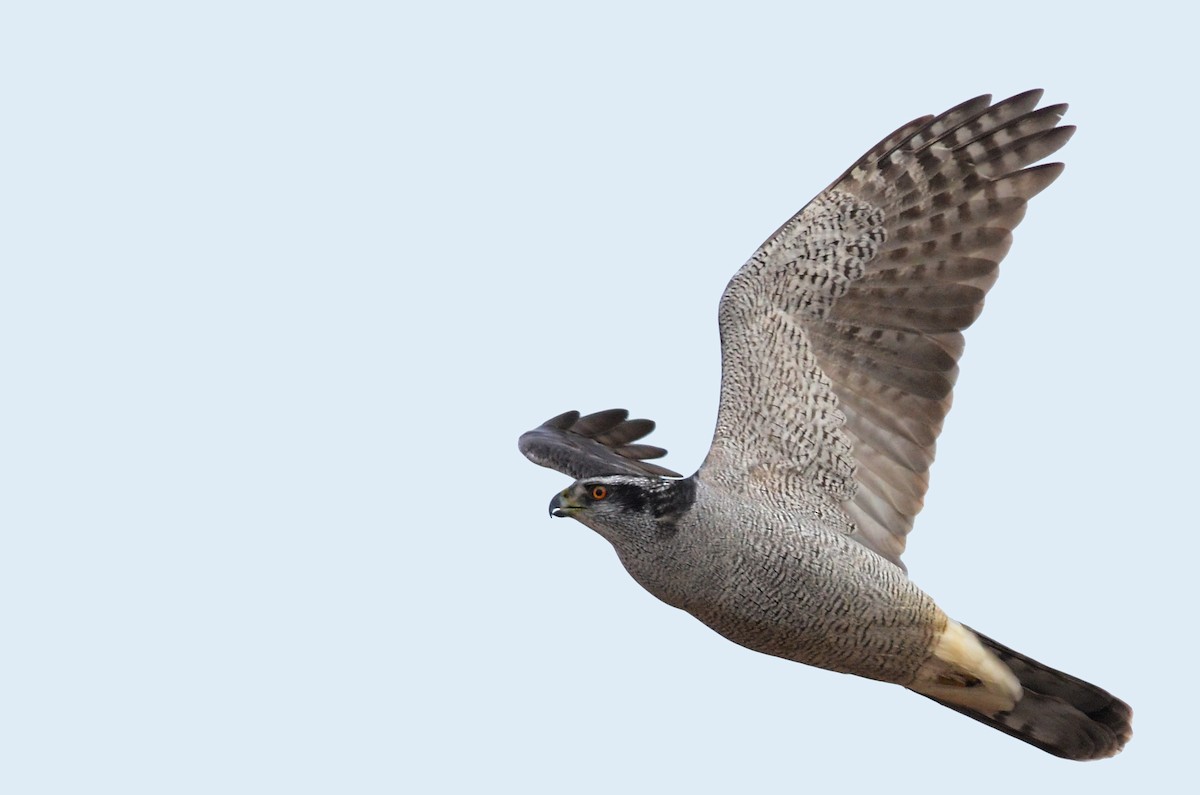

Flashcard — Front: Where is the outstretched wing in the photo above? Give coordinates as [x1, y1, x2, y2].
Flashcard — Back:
[699, 90, 1073, 568]
[519, 409, 682, 479]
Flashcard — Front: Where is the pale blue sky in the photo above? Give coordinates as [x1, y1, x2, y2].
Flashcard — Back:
[3, 2, 1196, 792]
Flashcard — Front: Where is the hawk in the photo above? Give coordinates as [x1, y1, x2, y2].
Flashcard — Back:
[519, 91, 1131, 760]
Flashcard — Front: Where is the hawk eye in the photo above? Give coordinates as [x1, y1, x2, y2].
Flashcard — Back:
[591, 485, 608, 500]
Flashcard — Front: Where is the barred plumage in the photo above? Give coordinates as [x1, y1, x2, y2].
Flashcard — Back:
[520, 92, 1131, 761]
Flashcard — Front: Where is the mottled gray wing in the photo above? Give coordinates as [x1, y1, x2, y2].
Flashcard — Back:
[699, 90, 1073, 568]
[520, 409, 682, 479]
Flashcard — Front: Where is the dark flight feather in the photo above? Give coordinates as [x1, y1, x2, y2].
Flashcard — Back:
[519, 409, 681, 479]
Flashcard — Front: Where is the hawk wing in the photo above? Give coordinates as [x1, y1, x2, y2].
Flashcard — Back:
[698, 90, 1074, 569]
[519, 409, 682, 479]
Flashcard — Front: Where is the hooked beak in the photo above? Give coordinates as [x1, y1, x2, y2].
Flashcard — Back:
[549, 491, 581, 518]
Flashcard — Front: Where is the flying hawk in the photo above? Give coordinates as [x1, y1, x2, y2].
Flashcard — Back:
[519, 91, 1131, 760]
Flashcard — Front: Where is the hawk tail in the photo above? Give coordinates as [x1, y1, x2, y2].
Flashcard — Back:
[923, 628, 1132, 760]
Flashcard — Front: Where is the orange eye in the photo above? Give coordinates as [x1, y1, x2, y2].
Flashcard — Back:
[591, 485, 608, 500]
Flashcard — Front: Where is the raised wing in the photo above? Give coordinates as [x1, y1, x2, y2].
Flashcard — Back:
[519, 409, 682, 479]
[699, 90, 1073, 568]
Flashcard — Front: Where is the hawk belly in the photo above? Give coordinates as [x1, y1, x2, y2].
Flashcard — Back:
[619, 512, 946, 686]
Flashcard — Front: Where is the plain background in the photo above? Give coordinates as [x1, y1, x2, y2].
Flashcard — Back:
[3, 1, 1196, 792]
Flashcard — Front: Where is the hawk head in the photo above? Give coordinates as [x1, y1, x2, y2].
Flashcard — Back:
[548, 474, 696, 547]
